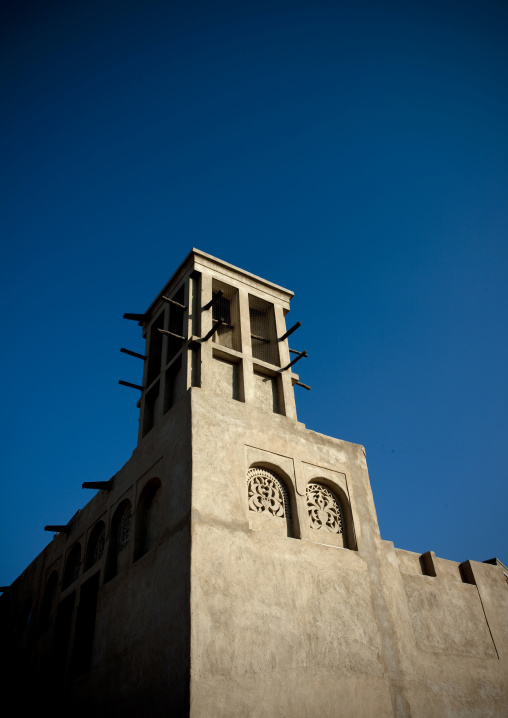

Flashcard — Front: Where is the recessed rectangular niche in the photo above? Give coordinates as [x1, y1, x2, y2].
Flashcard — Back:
[143, 381, 160, 436]
[212, 354, 241, 401]
[146, 312, 164, 385]
[248, 294, 279, 366]
[253, 370, 281, 415]
[166, 285, 185, 363]
[190, 272, 201, 337]
[164, 355, 183, 413]
[212, 280, 240, 351]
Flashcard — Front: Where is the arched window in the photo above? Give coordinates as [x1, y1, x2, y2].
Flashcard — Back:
[306, 483, 350, 549]
[247, 467, 292, 537]
[105, 500, 132, 581]
[134, 478, 162, 561]
[62, 543, 81, 589]
[85, 521, 106, 570]
[117, 502, 132, 552]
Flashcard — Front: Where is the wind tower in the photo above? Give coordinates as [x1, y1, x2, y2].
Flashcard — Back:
[122, 248, 307, 440]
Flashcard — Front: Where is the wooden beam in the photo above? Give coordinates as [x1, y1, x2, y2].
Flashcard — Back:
[123, 312, 147, 322]
[279, 321, 301, 341]
[118, 380, 144, 391]
[44, 525, 71, 533]
[162, 295, 187, 310]
[120, 347, 146, 360]
[82, 480, 113, 491]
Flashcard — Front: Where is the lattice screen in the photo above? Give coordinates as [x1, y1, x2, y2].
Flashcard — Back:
[166, 285, 185, 363]
[249, 295, 279, 366]
[212, 281, 240, 351]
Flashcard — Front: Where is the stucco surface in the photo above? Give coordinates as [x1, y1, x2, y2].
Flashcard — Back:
[2, 251, 507, 718]
[189, 387, 393, 717]
[188, 387, 508, 718]
[190, 524, 392, 717]
[402, 573, 496, 657]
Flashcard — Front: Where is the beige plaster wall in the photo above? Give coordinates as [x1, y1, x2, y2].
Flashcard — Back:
[377, 544, 508, 717]
[1, 384, 507, 718]
[189, 387, 394, 718]
[189, 387, 508, 718]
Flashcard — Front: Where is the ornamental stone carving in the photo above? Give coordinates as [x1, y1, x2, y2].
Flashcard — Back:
[92, 529, 105, 565]
[63, 544, 81, 588]
[118, 506, 131, 552]
[306, 483, 343, 534]
[247, 468, 290, 518]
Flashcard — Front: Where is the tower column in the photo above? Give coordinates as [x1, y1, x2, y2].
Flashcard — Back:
[238, 288, 254, 405]
[198, 272, 214, 392]
[274, 304, 297, 420]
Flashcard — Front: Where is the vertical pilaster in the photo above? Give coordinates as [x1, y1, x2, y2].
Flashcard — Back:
[182, 278, 192, 391]
[188, 272, 201, 388]
[158, 305, 168, 423]
[199, 272, 214, 392]
[238, 288, 254, 405]
[274, 305, 297, 420]
[137, 326, 149, 445]
[294, 460, 310, 540]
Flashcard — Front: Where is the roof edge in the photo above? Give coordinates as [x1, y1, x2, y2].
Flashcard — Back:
[144, 248, 294, 317]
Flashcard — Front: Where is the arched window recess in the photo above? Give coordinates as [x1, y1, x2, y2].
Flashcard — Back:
[306, 481, 356, 550]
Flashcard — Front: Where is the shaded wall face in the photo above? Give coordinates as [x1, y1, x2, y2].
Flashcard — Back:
[86, 527, 191, 718]
[0, 394, 193, 718]
[71, 398, 193, 718]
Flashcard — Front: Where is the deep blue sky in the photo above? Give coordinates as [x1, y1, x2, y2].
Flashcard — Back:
[1, 0, 507, 584]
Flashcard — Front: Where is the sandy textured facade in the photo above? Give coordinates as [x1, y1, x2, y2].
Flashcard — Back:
[1, 249, 507, 717]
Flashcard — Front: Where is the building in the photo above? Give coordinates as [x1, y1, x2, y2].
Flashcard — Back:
[1, 249, 507, 717]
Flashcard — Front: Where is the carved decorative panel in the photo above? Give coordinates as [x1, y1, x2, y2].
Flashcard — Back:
[92, 529, 105, 565]
[306, 483, 343, 533]
[63, 544, 81, 588]
[85, 522, 106, 570]
[247, 468, 290, 518]
[118, 507, 131, 552]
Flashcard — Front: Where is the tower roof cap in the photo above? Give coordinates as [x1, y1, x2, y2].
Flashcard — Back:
[144, 248, 294, 318]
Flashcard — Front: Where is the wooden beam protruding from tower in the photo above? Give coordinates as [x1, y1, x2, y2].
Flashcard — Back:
[82, 480, 113, 491]
[120, 347, 146, 360]
[161, 295, 187, 310]
[202, 289, 223, 311]
[118, 380, 144, 391]
[201, 318, 223, 341]
[251, 333, 269, 343]
[157, 328, 186, 341]
[282, 350, 308, 371]
[279, 321, 301, 341]
[44, 525, 71, 533]
[123, 312, 148, 323]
